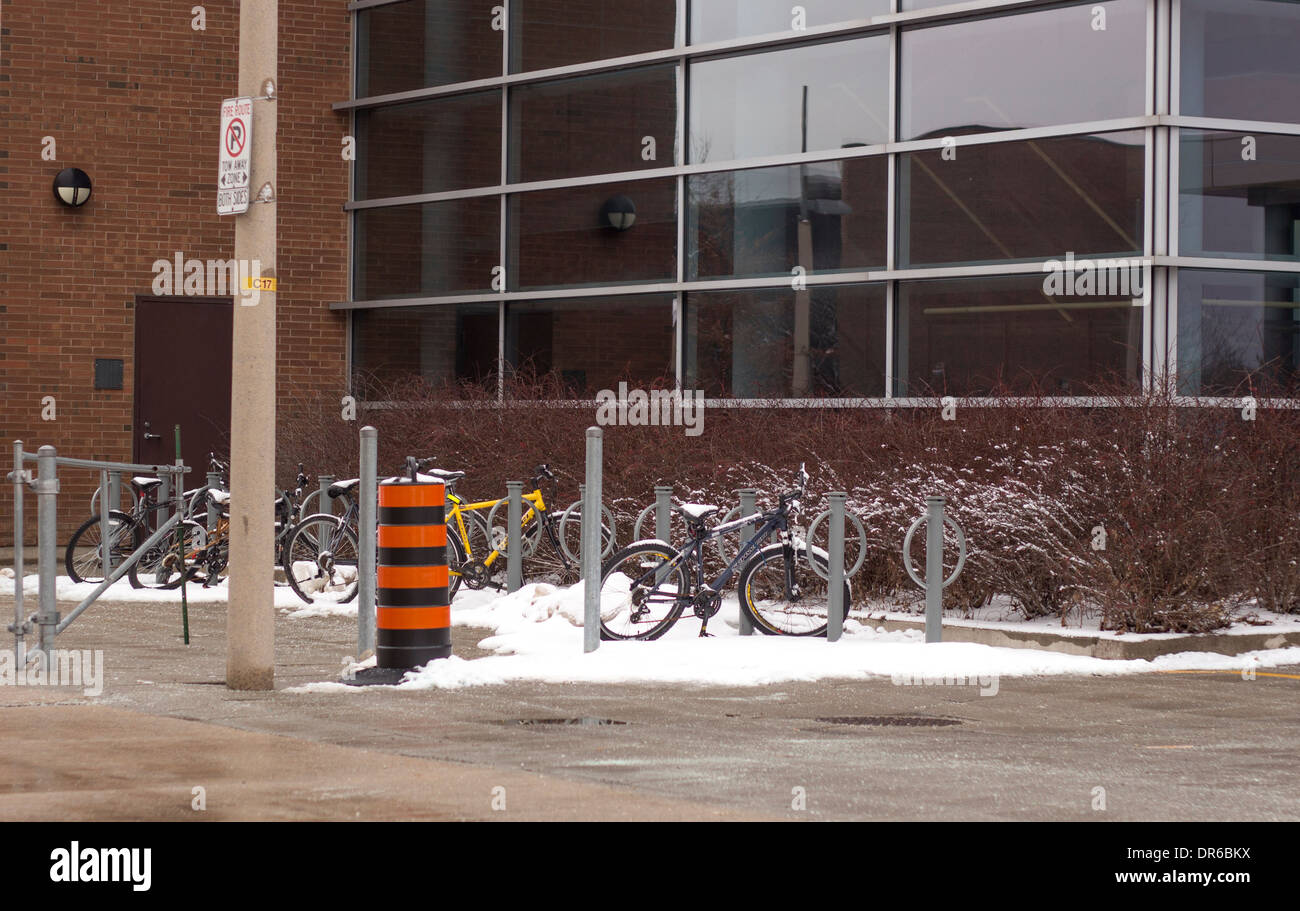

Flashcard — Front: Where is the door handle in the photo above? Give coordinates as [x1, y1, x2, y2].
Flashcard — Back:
[143, 421, 161, 441]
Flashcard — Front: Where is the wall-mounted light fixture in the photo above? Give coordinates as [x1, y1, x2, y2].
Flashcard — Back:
[52, 168, 93, 207]
[601, 194, 636, 231]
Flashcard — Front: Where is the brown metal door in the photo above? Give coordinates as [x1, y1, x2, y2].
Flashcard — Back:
[133, 296, 233, 474]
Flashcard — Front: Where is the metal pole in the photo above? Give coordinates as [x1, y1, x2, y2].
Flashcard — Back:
[506, 481, 523, 593]
[205, 470, 222, 535]
[99, 469, 112, 577]
[157, 470, 171, 524]
[357, 427, 377, 657]
[583, 427, 603, 653]
[925, 495, 944, 643]
[108, 470, 121, 521]
[11, 441, 25, 663]
[654, 484, 672, 542]
[827, 492, 846, 642]
[227, 0, 278, 691]
[738, 488, 757, 636]
[318, 474, 335, 517]
[36, 446, 59, 656]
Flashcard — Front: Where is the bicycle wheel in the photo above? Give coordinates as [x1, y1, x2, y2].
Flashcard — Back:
[447, 531, 468, 601]
[738, 542, 851, 636]
[65, 510, 138, 584]
[128, 520, 208, 590]
[89, 483, 139, 517]
[527, 514, 613, 587]
[597, 541, 688, 641]
[283, 515, 360, 604]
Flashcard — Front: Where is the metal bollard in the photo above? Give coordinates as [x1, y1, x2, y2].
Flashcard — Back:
[318, 474, 335, 517]
[654, 485, 672, 542]
[36, 446, 59, 656]
[357, 427, 377, 657]
[583, 427, 603, 653]
[827, 492, 847, 642]
[205, 470, 222, 535]
[925, 496, 944, 643]
[738, 488, 757, 636]
[99, 469, 112, 576]
[506, 481, 523, 593]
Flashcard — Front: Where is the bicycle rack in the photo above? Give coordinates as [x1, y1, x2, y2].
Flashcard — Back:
[558, 485, 617, 564]
[902, 496, 967, 643]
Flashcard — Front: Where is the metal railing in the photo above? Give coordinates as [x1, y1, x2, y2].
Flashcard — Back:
[7, 440, 189, 659]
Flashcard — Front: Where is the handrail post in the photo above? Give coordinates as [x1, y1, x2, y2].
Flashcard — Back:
[506, 481, 523, 593]
[357, 427, 377, 657]
[737, 488, 757, 636]
[11, 441, 26, 663]
[827, 492, 846, 642]
[582, 427, 603, 653]
[925, 496, 945, 643]
[36, 446, 59, 656]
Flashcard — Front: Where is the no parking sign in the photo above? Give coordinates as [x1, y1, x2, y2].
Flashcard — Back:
[217, 96, 252, 215]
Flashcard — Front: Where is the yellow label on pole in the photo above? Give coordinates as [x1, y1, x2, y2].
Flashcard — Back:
[244, 276, 277, 292]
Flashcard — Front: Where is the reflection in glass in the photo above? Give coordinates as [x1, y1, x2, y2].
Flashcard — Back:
[896, 275, 1143, 396]
[899, 0, 1146, 140]
[900, 131, 1145, 267]
[1177, 270, 1300, 395]
[690, 0, 888, 43]
[353, 198, 500, 300]
[689, 35, 888, 163]
[352, 303, 500, 392]
[1181, 0, 1300, 124]
[355, 92, 501, 200]
[510, 67, 677, 183]
[685, 285, 886, 397]
[688, 159, 886, 279]
[505, 296, 676, 392]
[511, 0, 677, 72]
[1179, 130, 1300, 262]
[508, 180, 677, 289]
[357, 0, 502, 97]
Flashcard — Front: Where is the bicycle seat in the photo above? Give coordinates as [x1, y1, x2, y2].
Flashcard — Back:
[131, 476, 164, 491]
[421, 468, 465, 484]
[676, 503, 720, 523]
[328, 479, 360, 498]
[208, 489, 231, 506]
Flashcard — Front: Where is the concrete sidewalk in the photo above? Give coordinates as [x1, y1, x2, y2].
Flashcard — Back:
[1, 591, 1297, 821]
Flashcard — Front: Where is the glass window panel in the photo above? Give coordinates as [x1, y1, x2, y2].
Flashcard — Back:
[357, 0, 502, 97]
[1177, 270, 1300, 395]
[688, 159, 887, 279]
[510, 66, 677, 183]
[351, 303, 500, 392]
[899, 0, 1146, 140]
[355, 93, 501, 200]
[684, 285, 886, 397]
[1181, 0, 1300, 124]
[353, 198, 500, 300]
[900, 131, 1145, 267]
[508, 179, 677, 289]
[896, 275, 1143, 396]
[1179, 130, 1300, 262]
[689, 35, 889, 164]
[511, 1, 678, 73]
[690, 1, 888, 44]
[505, 295, 677, 392]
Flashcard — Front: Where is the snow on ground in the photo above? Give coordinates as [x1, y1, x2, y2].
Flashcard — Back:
[4, 569, 1295, 693]
[289, 581, 1300, 694]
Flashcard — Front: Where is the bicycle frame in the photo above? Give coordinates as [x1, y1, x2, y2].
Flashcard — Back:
[447, 488, 553, 570]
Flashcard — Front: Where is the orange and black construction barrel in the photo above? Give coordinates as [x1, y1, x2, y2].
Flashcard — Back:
[375, 476, 451, 670]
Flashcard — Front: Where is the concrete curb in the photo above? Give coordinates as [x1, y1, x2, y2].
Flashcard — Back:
[864, 616, 1300, 660]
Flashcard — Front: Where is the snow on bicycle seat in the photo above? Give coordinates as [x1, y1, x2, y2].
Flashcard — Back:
[208, 489, 231, 505]
[676, 503, 720, 522]
[425, 468, 465, 484]
[131, 476, 164, 490]
[328, 478, 360, 498]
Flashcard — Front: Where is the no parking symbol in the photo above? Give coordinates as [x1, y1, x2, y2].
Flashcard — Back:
[217, 96, 252, 215]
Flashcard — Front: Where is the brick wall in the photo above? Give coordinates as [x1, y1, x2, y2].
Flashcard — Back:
[0, 0, 351, 540]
